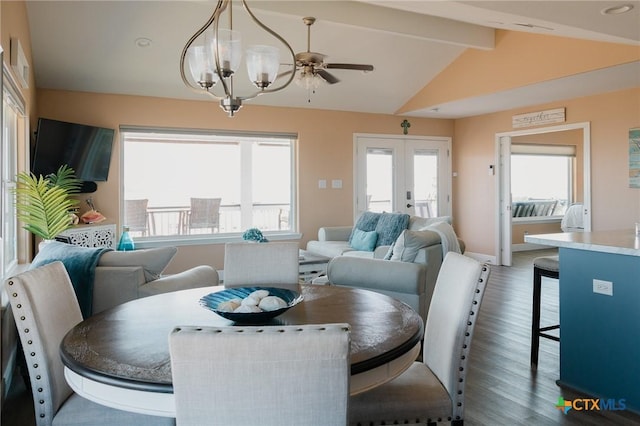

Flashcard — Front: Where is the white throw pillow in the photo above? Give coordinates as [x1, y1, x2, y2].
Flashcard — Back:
[388, 229, 440, 262]
[408, 215, 451, 231]
[98, 246, 177, 281]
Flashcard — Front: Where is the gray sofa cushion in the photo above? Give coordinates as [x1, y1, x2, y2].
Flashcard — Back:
[306, 240, 354, 258]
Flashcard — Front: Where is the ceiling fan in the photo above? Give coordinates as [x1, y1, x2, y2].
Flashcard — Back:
[291, 17, 374, 86]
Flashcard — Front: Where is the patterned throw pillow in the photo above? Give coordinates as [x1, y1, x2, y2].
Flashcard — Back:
[348, 211, 381, 245]
[374, 212, 410, 247]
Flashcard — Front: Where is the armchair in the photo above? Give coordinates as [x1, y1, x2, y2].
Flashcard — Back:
[326, 242, 443, 324]
[93, 264, 218, 313]
[93, 246, 219, 313]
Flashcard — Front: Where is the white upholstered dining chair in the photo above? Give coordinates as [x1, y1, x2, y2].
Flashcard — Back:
[5, 261, 174, 426]
[349, 252, 491, 426]
[169, 323, 351, 426]
[223, 241, 300, 287]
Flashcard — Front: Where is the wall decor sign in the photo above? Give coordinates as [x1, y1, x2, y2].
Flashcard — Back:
[629, 127, 640, 188]
[512, 108, 565, 128]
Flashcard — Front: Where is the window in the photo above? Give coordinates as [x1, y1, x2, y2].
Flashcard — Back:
[2, 66, 24, 274]
[121, 128, 297, 242]
[511, 144, 576, 219]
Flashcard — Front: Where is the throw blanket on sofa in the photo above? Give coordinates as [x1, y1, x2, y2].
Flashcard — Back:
[425, 221, 461, 257]
[30, 241, 112, 318]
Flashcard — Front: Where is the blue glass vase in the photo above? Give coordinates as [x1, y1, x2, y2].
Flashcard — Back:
[117, 226, 135, 251]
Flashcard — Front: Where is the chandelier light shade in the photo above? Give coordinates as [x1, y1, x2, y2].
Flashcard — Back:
[246, 45, 280, 88]
[187, 36, 218, 89]
[180, 0, 296, 117]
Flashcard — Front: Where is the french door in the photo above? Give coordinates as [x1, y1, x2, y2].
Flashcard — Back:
[354, 134, 451, 220]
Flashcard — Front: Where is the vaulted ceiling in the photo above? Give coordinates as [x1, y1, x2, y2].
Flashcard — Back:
[25, 1, 640, 118]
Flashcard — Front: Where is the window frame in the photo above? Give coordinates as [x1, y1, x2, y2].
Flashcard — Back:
[120, 126, 300, 248]
[510, 145, 576, 224]
[2, 61, 26, 275]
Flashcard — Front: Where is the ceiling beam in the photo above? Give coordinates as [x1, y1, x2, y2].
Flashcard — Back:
[250, 0, 495, 50]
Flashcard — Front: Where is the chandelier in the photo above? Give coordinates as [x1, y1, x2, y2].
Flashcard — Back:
[180, 0, 296, 117]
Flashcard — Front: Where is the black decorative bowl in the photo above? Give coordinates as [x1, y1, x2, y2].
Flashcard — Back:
[199, 287, 303, 323]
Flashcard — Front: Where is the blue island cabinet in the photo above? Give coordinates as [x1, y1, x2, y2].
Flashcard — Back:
[560, 247, 640, 412]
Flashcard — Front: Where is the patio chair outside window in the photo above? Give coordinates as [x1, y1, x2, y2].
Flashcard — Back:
[124, 199, 149, 236]
[187, 197, 221, 234]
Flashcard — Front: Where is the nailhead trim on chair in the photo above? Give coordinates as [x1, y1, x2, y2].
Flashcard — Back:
[451, 264, 490, 424]
[351, 262, 490, 426]
[8, 278, 52, 425]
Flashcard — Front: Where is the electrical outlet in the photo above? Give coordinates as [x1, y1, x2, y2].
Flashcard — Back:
[593, 279, 613, 296]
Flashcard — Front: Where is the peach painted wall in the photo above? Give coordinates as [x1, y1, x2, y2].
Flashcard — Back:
[399, 30, 640, 114]
[512, 222, 561, 244]
[36, 89, 453, 272]
[454, 87, 640, 258]
[1, 0, 37, 119]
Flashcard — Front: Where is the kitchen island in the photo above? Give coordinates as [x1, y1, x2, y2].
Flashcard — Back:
[525, 230, 640, 413]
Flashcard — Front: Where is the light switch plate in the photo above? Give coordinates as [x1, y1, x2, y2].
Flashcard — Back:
[331, 179, 342, 189]
[318, 179, 327, 189]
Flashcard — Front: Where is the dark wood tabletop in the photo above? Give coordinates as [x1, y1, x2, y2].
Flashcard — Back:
[60, 284, 423, 393]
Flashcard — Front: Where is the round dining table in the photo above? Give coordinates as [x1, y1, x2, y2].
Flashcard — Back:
[60, 284, 423, 417]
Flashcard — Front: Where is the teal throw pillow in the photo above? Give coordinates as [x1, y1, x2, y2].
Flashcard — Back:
[350, 228, 378, 251]
[374, 212, 410, 247]
[348, 211, 381, 245]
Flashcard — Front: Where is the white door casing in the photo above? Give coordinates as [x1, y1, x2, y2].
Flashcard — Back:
[494, 122, 591, 266]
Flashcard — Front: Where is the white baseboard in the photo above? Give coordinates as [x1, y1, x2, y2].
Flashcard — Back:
[464, 251, 497, 265]
[512, 243, 554, 252]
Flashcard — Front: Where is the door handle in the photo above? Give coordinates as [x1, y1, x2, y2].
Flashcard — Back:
[406, 203, 413, 208]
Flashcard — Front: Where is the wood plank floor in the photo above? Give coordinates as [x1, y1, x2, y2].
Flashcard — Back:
[2, 250, 640, 425]
[465, 249, 640, 425]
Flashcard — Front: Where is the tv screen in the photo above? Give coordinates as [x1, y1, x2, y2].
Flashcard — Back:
[31, 118, 115, 182]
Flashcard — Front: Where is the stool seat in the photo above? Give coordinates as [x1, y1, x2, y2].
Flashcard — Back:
[531, 255, 560, 367]
[533, 256, 559, 272]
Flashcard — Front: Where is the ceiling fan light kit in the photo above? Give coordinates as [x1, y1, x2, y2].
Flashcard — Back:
[292, 16, 374, 89]
[180, 0, 296, 117]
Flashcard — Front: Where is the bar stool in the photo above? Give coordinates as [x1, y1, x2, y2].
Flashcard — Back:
[531, 255, 560, 367]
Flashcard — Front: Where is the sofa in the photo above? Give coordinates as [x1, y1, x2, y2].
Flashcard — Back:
[306, 213, 463, 324]
[306, 214, 462, 259]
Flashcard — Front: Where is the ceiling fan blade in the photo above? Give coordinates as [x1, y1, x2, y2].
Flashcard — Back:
[317, 69, 340, 84]
[325, 63, 374, 72]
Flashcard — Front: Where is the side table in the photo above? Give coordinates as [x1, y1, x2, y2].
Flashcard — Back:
[58, 223, 117, 249]
[299, 250, 331, 282]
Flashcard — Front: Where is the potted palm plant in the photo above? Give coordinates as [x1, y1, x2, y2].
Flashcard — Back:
[14, 165, 82, 241]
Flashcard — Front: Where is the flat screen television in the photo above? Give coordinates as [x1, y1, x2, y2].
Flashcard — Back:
[31, 118, 115, 183]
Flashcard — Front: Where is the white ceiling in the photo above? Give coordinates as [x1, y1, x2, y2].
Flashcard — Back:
[25, 1, 640, 118]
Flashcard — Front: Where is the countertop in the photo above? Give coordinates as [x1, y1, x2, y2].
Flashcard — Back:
[524, 229, 640, 257]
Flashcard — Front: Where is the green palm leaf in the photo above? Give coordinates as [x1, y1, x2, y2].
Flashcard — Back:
[14, 168, 80, 240]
